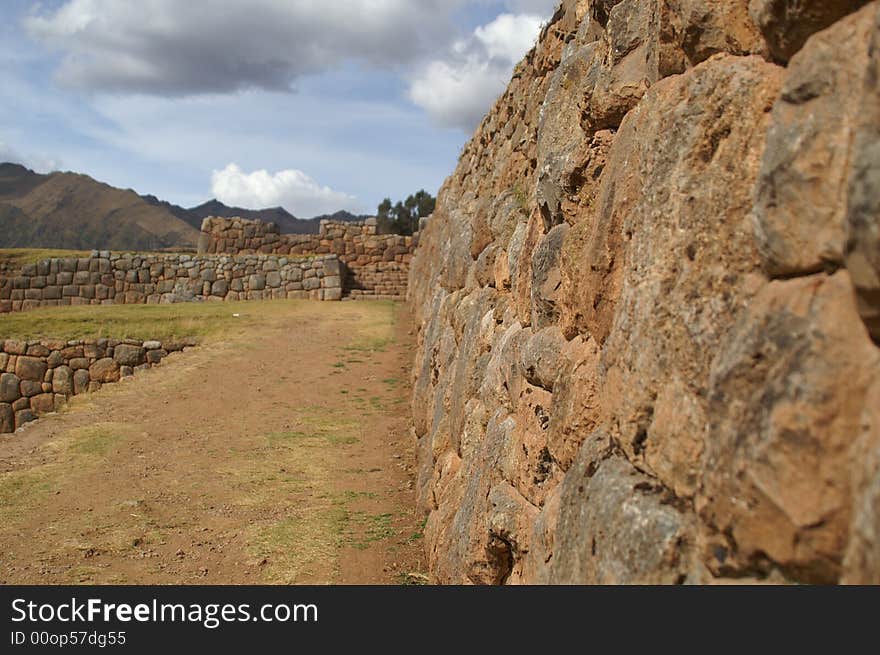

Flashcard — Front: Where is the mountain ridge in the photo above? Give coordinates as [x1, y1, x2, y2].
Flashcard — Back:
[0, 162, 369, 249]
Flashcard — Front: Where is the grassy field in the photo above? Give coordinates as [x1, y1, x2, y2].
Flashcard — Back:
[0, 248, 92, 266]
[0, 299, 367, 341]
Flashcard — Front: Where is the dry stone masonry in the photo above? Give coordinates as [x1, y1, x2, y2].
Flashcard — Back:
[0, 337, 195, 433]
[408, 0, 880, 584]
[0, 251, 343, 313]
[198, 217, 415, 299]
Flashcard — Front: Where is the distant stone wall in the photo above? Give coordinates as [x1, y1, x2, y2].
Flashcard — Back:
[198, 217, 416, 299]
[0, 252, 343, 313]
[0, 337, 195, 433]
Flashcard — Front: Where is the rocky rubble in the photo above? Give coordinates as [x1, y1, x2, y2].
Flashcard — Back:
[408, 0, 880, 584]
[0, 337, 195, 434]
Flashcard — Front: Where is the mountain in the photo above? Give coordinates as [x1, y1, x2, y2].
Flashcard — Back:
[0, 164, 198, 251]
[0, 162, 371, 249]
[186, 200, 369, 235]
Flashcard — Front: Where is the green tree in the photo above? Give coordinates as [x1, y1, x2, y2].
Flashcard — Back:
[377, 190, 436, 235]
[377, 197, 393, 220]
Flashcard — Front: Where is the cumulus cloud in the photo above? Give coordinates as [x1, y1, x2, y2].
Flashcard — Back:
[408, 12, 546, 132]
[211, 163, 360, 218]
[0, 140, 61, 173]
[25, 0, 461, 95]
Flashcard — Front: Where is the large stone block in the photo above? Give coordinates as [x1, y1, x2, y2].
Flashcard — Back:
[530, 223, 568, 329]
[15, 356, 47, 382]
[846, 5, 880, 340]
[14, 409, 35, 430]
[0, 403, 13, 433]
[0, 373, 20, 402]
[30, 393, 55, 415]
[113, 344, 145, 367]
[547, 435, 694, 584]
[700, 272, 879, 583]
[749, 0, 872, 62]
[73, 369, 90, 394]
[52, 366, 74, 395]
[753, 5, 877, 277]
[89, 358, 120, 383]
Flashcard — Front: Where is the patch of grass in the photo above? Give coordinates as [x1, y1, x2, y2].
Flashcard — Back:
[0, 298, 316, 342]
[267, 429, 358, 448]
[252, 505, 348, 583]
[0, 467, 55, 512]
[0, 248, 91, 266]
[400, 571, 430, 585]
[340, 510, 398, 550]
[341, 490, 377, 501]
[67, 424, 128, 456]
[344, 301, 397, 353]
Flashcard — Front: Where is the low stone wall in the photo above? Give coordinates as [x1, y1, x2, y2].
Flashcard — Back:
[198, 217, 415, 299]
[0, 337, 195, 433]
[0, 252, 343, 313]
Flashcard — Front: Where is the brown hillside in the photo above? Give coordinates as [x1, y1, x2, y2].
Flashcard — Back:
[0, 164, 198, 251]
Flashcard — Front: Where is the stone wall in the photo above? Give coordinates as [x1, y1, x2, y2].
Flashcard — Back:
[408, 1, 880, 584]
[0, 337, 195, 433]
[0, 252, 343, 313]
[198, 217, 415, 299]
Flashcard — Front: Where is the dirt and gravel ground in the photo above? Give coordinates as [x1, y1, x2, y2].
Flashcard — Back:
[0, 300, 426, 584]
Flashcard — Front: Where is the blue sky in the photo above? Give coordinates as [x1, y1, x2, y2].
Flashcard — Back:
[0, 0, 557, 216]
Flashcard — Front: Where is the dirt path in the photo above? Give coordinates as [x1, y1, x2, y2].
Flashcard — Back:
[0, 301, 426, 584]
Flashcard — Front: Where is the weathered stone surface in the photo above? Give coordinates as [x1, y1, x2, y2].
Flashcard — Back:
[754, 5, 877, 277]
[211, 279, 228, 297]
[530, 223, 568, 330]
[701, 272, 879, 583]
[749, 0, 872, 62]
[846, 4, 880, 340]
[46, 350, 63, 368]
[518, 326, 565, 391]
[73, 369, 90, 395]
[52, 366, 74, 395]
[15, 409, 36, 429]
[389, 0, 880, 584]
[546, 336, 602, 472]
[0, 373, 20, 402]
[30, 393, 55, 415]
[842, 379, 880, 583]
[562, 54, 781, 345]
[89, 358, 120, 383]
[20, 379, 42, 397]
[113, 344, 145, 367]
[68, 357, 90, 370]
[547, 434, 694, 584]
[266, 271, 282, 288]
[145, 349, 167, 364]
[15, 356, 47, 382]
[0, 402, 13, 433]
[3, 340, 26, 355]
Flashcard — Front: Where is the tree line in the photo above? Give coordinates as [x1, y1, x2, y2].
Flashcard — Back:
[377, 190, 435, 235]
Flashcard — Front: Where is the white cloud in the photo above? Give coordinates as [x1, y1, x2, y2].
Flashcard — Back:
[408, 58, 510, 133]
[0, 140, 62, 173]
[408, 12, 546, 132]
[475, 13, 546, 62]
[25, 0, 461, 96]
[211, 163, 361, 217]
